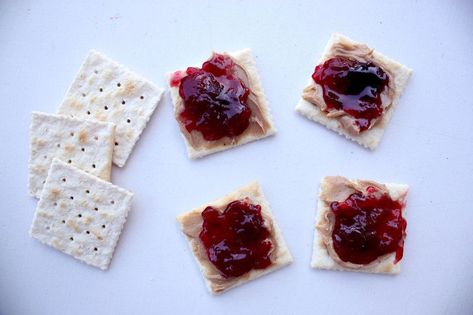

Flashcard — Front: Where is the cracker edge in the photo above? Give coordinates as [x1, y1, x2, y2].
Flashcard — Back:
[168, 49, 277, 159]
[29, 158, 134, 270]
[177, 181, 292, 295]
[295, 33, 413, 150]
[310, 176, 409, 275]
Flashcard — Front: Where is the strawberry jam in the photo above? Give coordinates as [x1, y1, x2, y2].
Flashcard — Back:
[199, 199, 273, 278]
[330, 186, 406, 265]
[174, 53, 252, 141]
[312, 56, 389, 131]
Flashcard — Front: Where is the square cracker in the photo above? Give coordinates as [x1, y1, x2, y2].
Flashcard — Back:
[296, 33, 412, 149]
[311, 176, 409, 274]
[30, 158, 133, 270]
[177, 181, 292, 294]
[28, 112, 115, 198]
[57, 50, 164, 167]
[169, 49, 277, 159]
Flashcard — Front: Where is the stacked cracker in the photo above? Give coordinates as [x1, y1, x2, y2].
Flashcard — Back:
[28, 50, 164, 270]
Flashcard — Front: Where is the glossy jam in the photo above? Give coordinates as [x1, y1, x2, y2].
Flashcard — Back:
[312, 56, 389, 131]
[199, 199, 273, 278]
[330, 186, 406, 265]
[175, 53, 252, 141]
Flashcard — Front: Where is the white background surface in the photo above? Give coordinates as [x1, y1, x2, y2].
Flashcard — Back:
[1, 1, 472, 314]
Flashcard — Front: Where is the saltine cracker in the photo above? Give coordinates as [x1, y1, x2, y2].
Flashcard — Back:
[58, 50, 164, 167]
[30, 159, 133, 270]
[29, 112, 114, 198]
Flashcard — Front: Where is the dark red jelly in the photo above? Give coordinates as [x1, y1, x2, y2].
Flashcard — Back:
[175, 53, 252, 141]
[312, 56, 390, 131]
[330, 186, 406, 265]
[199, 199, 273, 278]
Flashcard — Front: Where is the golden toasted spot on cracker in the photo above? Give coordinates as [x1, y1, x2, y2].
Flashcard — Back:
[96, 113, 107, 121]
[70, 100, 84, 110]
[34, 139, 47, 147]
[52, 239, 61, 248]
[38, 211, 52, 218]
[92, 231, 103, 240]
[67, 220, 81, 232]
[64, 143, 75, 152]
[78, 130, 88, 143]
[50, 188, 60, 199]
[124, 81, 136, 96]
[125, 131, 134, 140]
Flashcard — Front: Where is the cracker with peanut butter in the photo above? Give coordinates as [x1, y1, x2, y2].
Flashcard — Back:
[177, 182, 292, 294]
[296, 33, 412, 149]
[30, 158, 133, 270]
[311, 176, 409, 274]
[28, 112, 115, 198]
[168, 49, 277, 159]
[57, 50, 164, 167]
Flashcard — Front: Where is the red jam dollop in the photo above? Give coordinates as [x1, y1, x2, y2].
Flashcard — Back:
[312, 56, 390, 131]
[330, 186, 406, 265]
[199, 199, 273, 278]
[173, 53, 252, 141]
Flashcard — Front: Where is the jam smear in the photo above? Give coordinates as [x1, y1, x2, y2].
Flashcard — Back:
[170, 71, 185, 88]
[176, 53, 252, 141]
[312, 56, 389, 131]
[199, 199, 273, 278]
[330, 186, 406, 265]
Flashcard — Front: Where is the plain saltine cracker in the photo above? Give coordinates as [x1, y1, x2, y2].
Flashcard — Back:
[30, 158, 133, 270]
[29, 112, 115, 198]
[57, 50, 164, 167]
